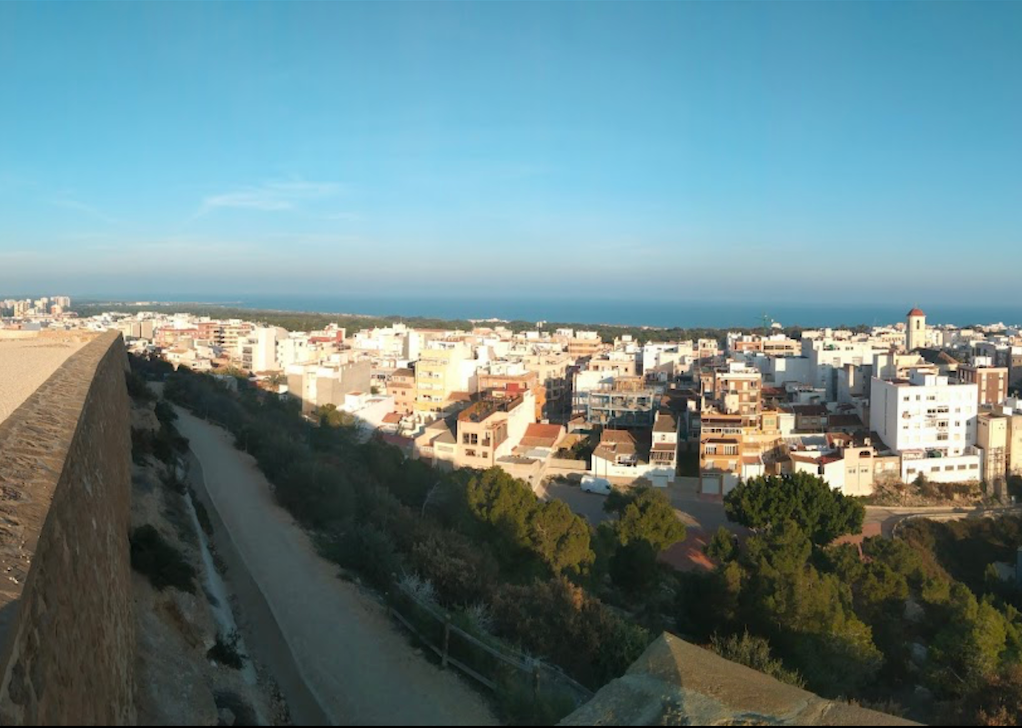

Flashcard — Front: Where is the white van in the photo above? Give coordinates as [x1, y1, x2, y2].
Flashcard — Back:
[580, 475, 612, 495]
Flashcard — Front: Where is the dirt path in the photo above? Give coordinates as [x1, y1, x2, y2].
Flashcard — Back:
[174, 407, 498, 727]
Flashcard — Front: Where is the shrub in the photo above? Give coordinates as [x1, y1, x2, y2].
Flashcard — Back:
[709, 631, 805, 688]
[323, 525, 402, 590]
[207, 629, 246, 669]
[130, 525, 196, 593]
[490, 577, 652, 689]
[410, 530, 499, 606]
[495, 674, 577, 727]
[154, 400, 178, 425]
[131, 427, 152, 465]
[126, 370, 154, 401]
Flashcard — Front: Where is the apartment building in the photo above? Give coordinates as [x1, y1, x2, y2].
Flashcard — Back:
[789, 441, 877, 497]
[520, 352, 574, 422]
[388, 368, 417, 415]
[580, 376, 661, 429]
[286, 359, 373, 413]
[977, 413, 1009, 492]
[650, 411, 678, 476]
[454, 390, 535, 470]
[587, 352, 639, 377]
[873, 352, 935, 382]
[696, 338, 720, 360]
[712, 362, 762, 427]
[870, 372, 978, 455]
[803, 337, 890, 400]
[960, 365, 1009, 406]
[414, 342, 475, 420]
[565, 331, 604, 358]
[869, 371, 981, 483]
[477, 362, 546, 420]
[698, 412, 763, 495]
[641, 342, 694, 381]
[238, 327, 286, 373]
[1008, 414, 1022, 476]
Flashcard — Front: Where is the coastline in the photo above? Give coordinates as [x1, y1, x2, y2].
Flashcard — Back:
[69, 296, 1022, 331]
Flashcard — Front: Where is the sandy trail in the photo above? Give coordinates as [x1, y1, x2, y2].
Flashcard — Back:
[0, 335, 90, 425]
[174, 407, 497, 727]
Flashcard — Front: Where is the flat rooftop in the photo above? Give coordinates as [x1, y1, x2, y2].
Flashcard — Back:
[0, 332, 94, 426]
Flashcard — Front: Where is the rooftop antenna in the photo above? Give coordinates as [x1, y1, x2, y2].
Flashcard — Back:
[760, 313, 772, 335]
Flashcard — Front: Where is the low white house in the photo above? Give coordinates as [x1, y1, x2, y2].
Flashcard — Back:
[590, 429, 676, 488]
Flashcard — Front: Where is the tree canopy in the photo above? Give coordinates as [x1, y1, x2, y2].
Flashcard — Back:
[724, 472, 865, 545]
[467, 467, 593, 576]
[604, 486, 687, 552]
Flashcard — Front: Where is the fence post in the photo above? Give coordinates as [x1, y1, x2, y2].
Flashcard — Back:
[442, 614, 451, 670]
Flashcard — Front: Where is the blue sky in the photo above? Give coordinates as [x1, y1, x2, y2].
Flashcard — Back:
[0, 1, 1020, 304]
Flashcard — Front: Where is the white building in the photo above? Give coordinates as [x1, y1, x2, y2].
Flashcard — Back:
[803, 337, 889, 400]
[869, 371, 982, 483]
[238, 327, 286, 373]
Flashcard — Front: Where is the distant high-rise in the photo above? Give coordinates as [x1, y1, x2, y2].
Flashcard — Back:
[906, 307, 926, 351]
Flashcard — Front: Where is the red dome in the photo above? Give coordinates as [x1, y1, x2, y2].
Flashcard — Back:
[907, 308, 925, 317]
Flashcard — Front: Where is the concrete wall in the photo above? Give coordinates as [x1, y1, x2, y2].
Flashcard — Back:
[0, 332, 135, 724]
[546, 457, 589, 479]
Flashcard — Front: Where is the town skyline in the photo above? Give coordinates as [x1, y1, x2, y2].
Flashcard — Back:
[2, 1, 1021, 302]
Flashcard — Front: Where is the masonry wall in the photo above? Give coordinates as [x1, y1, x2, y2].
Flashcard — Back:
[0, 332, 135, 725]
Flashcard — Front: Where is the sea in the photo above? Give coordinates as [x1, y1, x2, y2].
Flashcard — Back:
[97, 294, 1022, 330]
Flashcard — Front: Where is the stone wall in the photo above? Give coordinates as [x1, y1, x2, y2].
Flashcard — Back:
[0, 331, 135, 725]
[560, 633, 918, 726]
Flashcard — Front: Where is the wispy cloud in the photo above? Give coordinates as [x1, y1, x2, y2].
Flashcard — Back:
[50, 198, 121, 225]
[320, 211, 362, 221]
[196, 179, 344, 216]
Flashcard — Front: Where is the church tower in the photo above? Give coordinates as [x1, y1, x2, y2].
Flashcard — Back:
[906, 307, 926, 351]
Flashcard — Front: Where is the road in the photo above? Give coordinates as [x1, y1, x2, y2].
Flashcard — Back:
[538, 477, 1022, 570]
[174, 406, 497, 727]
[537, 478, 733, 571]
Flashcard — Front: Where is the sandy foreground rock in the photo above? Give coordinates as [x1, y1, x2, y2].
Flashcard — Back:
[0, 333, 92, 424]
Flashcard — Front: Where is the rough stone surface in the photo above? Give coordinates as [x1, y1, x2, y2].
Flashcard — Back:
[0, 332, 90, 425]
[559, 633, 919, 727]
[0, 331, 136, 725]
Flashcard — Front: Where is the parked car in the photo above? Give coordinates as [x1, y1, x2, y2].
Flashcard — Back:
[580, 475, 612, 495]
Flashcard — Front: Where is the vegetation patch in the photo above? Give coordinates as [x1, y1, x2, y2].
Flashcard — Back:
[207, 630, 246, 670]
[130, 524, 197, 594]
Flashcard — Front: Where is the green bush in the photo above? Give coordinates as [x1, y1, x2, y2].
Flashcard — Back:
[130, 525, 196, 593]
[725, 472, 864, 545]
[710, 631, 805, 688]
[322, 525, 402, 590]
